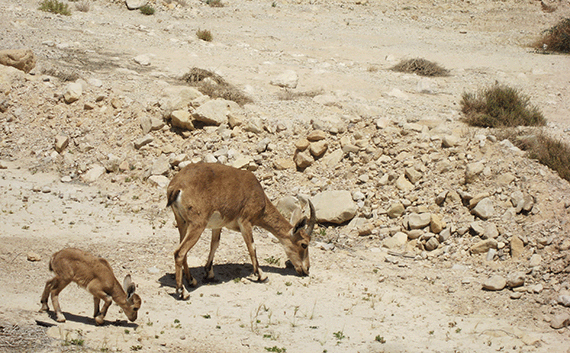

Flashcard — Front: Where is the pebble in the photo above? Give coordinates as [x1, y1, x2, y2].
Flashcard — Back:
[482, 275, 506, 291]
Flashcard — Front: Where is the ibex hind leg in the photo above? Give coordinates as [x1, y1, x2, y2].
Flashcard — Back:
[204, 228, 222, 281]
[39, 277, 57, 312]
[174, 223, 206, 300]
[174, 212, 198, 287]
[49, 277, 71, 322]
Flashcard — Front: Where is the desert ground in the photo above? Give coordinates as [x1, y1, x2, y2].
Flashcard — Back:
[1, 0, 570, 352]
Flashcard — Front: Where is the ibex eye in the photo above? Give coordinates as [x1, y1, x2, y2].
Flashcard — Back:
[301, 243, 308, 249]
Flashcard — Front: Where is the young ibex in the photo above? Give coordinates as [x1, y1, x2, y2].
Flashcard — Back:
[39, 248, 142, 325]
[167, 163, 316, 300]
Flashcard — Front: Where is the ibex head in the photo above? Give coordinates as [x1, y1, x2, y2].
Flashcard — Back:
[122, 275, 142, 322]
[282, 201, 316, 276]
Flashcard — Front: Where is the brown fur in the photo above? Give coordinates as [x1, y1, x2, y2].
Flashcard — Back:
[39, 248, 141, 325]
[166, 163, 315, 300]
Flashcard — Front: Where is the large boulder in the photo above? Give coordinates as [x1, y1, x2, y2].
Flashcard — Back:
[0, 49, 36, 73]
[312, 190, 357, 224]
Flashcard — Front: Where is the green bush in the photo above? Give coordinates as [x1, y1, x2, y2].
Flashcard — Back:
[535, 18, 570, 53]
[38, 0, 71, 16]
[461, 85, 545, 128]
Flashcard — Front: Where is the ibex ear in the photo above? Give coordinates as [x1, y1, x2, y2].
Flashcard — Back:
[292, 216, 307, 237]
[123, 274, 136, 298]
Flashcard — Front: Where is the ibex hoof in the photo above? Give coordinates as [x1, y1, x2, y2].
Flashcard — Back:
[95, 316, 105, 325]
[176, 288, 190, 301]
[39, 304, 48, 313]
[56, 316, 66, 323]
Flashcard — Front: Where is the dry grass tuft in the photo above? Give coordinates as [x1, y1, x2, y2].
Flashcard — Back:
[461, 85, 545, 128]
[206, 0, 224, 7]
[74, 0, 90, 12]
[391, 58, 449, 77]
[196, 29, 213, 42]
[182, 68, 253, 106]
[534, 18, 570, 53]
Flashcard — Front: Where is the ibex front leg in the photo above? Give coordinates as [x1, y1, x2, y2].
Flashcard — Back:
[239, 222, 267, 282]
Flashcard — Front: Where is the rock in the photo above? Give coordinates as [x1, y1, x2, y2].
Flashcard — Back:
[54, 135, 69, 153]
[529, 254, 542, 267]
[430, 214, 446, 234]
[506, 272, 525, 288]
[307, 130, 327, 141]
[294, 150, 313, 169]
[441, 134, 460, 148]
[471, 197, 494, 220]
[486, 248, 497, 261]
[425, 237, 440, 251]
[134, 134, 153, 149]
[309, 140, 328, 158]
[510, 236, 524, 258]
[482, 275, 506, 291]
[243, 117, 265, 134]
[295, 138, 310, 151]
[133, 54, 151, 66]
[395, 174, 414, 191]
[404, 167, 422, 184]
[483, 223, 499, 239]
[550, 313, 570, 329]
[557, 295, 570, 307]
[63, 82, 83, 104]
[470, 239, 498, 254]
[387, 202, 405, 219]
[27, 252, 41, 262]
[170, 110, 195, 130]
[435, 190, 448, 206]
[408, 213, 431, 230]
[275, 196, 300, 220]
[103, 154, 121, 173]
[193, 99, 238, 126]
[159, 86, 203, 115]
[274, 158, 295, 170]
[312, 190, 358, 224]
[383, 232, 408, 249]
[126, 0, 148, 10]
[465, 161, 485, 183]
[407, 229, 423, 240]
[147, 266, 160, 274]
[81, 164, 106, 183]
[151, 155, 170, 176]
[0, 49, 36, 73]
[148, 175, 169, 188]
[270, 70, 298, 89]
[322, 149, 344, 168]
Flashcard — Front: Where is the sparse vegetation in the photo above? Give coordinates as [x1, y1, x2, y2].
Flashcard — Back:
[38, 0, 71, 16]
[182, 67, 253, 106]
[196, 29, 213, 42]
[265, 347, 286, 353]
[461, 85, 545, 128]
[375, 335, 386, 343]
[140, 5, 155, 15]
[534, 18, 570, 53]
[74, 0, 90, 12]
[509, 131, 570, 182]
[333, 330, 346, 340]
[264, 256, 281, 265]
[205, 0, 224, 7]
[391, 58, 449, 76]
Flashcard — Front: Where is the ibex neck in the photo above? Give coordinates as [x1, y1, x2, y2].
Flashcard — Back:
[256, 198, 293, 239]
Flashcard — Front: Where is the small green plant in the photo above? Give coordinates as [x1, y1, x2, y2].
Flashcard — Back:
[535, 18, 570, 53]
[265, 256, 280, 265]
[174, 319, 180, 323]
[285, 281, 292, 287]
[375, 335, 386, 343]
[456, 328, 462, 333]
[124, 329, 130, 334]
[271, 1, 277, 7]
[39, 0, 71, 15]
[391, 58, 449, 77]
[139, 5, 155, 15]
[196, 29, 213, 42]
[264, 347, 286, 353]
[202, 314, 211, 319]
[130, 345, 143, 351]
[333, 331, 345, 340]
[461, 85, 545, 128]
[429, 330, 434, 335]
[233, 277, 241, 283]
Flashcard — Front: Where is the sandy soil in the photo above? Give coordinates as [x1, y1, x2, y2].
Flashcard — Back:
[1, 0, 570, 352]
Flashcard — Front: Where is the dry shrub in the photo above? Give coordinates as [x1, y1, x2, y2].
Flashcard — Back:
[38, 0, 71, 15]
[461, 85, 545, 128]
[75, 0, 90, 12]
[277, 89, 324, 101]
[182, 68, 253, 106]
[534, 18, 570, 53]
[140, 5, 155, 15]
[504, 130, 570, 183]
[206, 0, 224, 7]
[196, 29, 213, 42]
[391, 58, 449, 76]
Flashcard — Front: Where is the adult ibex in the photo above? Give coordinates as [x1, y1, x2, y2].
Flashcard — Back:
[167, 163, 316, 300]
[39, 248, 142, 325]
